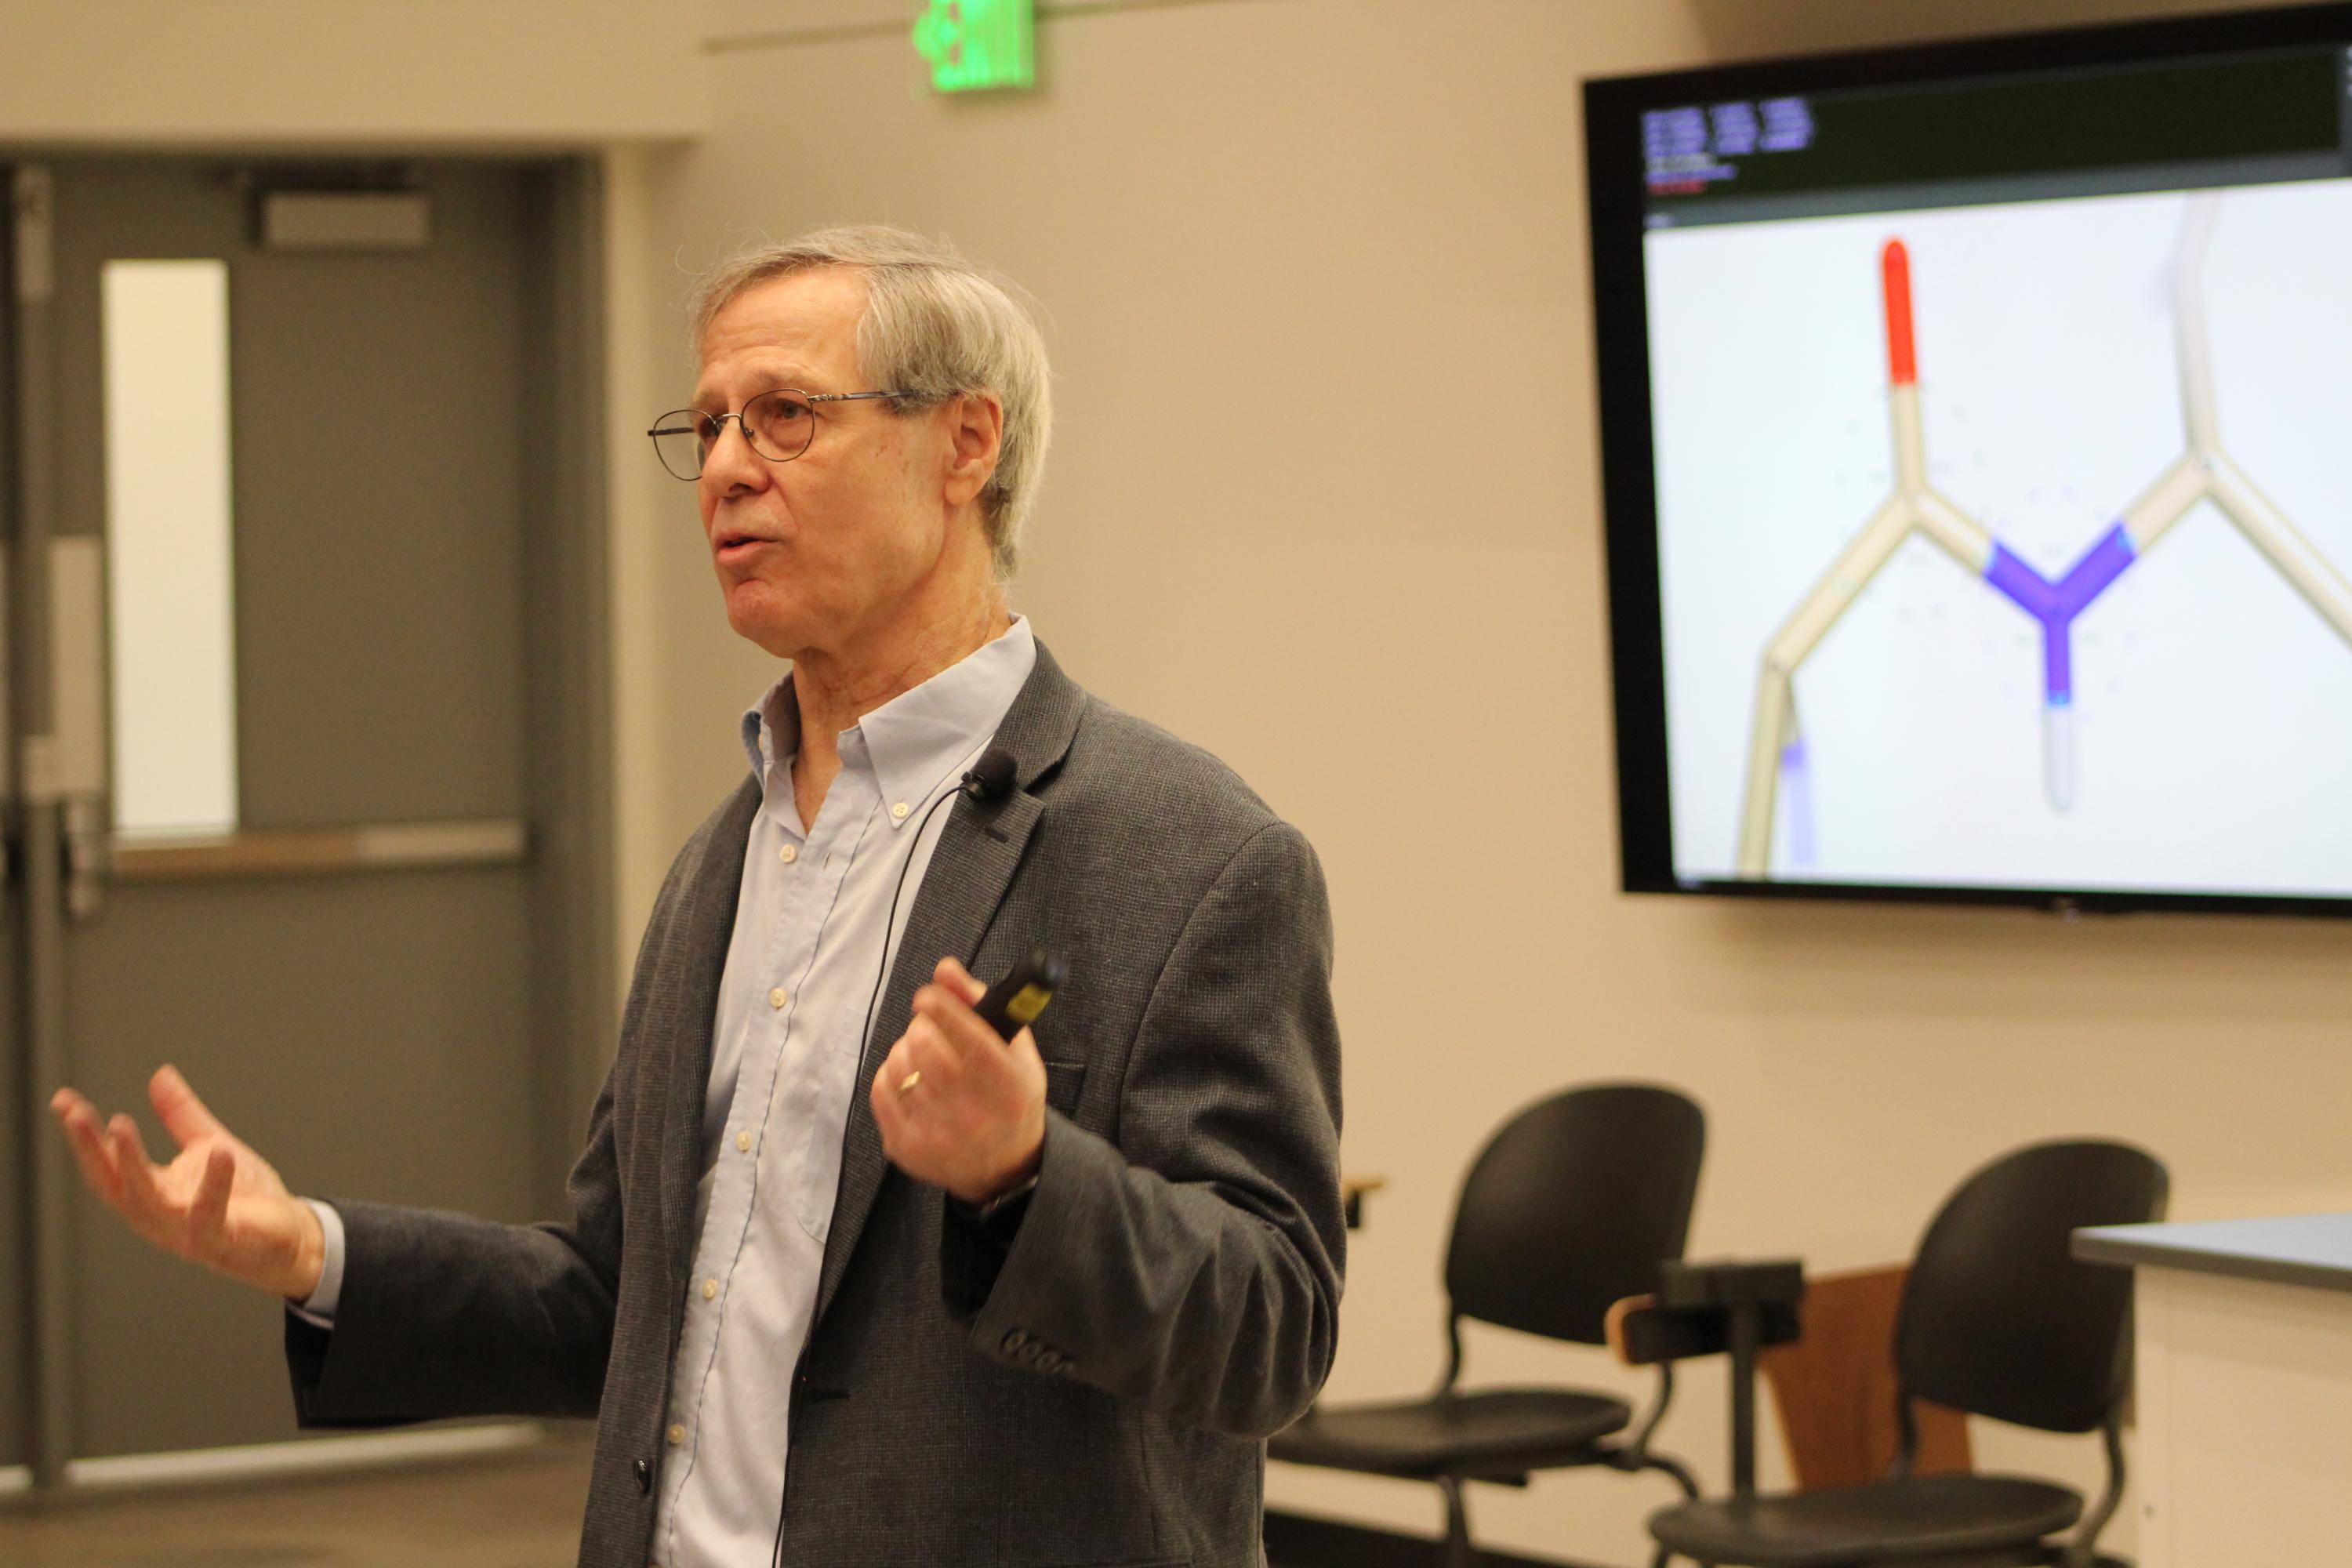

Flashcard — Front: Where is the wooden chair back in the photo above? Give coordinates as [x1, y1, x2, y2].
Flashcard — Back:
[1758, 1265, 1972, 1489]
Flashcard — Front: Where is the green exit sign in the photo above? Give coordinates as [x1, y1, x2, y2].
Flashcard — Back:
[913, 0, 1035, 93]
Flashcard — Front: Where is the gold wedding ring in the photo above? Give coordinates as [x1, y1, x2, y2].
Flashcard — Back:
[898, 1070, 923, 1095]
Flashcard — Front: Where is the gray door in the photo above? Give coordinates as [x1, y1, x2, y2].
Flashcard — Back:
[5, 156, 610, 1475]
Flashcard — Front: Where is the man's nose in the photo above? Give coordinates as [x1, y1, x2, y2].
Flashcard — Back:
[699, 416, 768, 497]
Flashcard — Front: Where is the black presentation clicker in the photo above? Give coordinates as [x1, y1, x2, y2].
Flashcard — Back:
[974, 946, 1066, 1038]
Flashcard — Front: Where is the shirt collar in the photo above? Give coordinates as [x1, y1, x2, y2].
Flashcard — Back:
[739, 615, 1039, 823]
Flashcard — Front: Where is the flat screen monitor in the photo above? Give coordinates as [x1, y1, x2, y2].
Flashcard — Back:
[1585, 3, 2352, 916]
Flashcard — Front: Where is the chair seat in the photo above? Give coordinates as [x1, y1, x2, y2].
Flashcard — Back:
[1269, 1388, 1633, 1478]
[1648, 1473, 2083, 1567]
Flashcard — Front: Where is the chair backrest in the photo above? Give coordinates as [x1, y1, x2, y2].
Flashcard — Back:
[1444, 1083, 1704, 1346]
[1895, 1139, 2169, 1433]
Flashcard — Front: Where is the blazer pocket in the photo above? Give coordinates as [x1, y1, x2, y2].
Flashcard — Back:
[1042, 1060, 1087, 1116]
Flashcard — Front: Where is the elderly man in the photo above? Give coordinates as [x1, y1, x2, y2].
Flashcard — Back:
[49, 226, 1342, 1568]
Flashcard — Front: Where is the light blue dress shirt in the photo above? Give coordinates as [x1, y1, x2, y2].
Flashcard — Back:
[299, 616, 1037, 1568]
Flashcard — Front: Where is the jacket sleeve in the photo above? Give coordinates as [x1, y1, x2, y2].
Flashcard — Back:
[284, 1069, 624, 1426]
[953, 818, 1345, 1439]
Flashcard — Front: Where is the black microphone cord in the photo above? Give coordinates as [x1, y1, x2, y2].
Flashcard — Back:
[855, 746, 1016, 1061]
[771, 746, 1014, 1568]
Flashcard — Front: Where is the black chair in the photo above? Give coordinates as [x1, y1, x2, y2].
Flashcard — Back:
[1270, 1083, 1708, 1568]
[1646, 1139, 2169, 1568]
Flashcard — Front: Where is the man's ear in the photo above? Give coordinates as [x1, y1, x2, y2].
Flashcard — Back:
[941, 390, 1005, 510]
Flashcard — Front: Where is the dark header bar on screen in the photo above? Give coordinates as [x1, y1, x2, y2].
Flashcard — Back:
[1642, 45, 2348, 227]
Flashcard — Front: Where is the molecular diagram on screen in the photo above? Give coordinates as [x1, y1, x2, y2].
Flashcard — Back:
[1737, 194, 2352, 876]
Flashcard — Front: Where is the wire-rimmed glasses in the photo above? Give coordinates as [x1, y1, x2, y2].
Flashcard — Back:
[647, 387, 914, 481]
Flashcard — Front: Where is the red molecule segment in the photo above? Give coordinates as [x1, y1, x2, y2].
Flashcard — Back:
[1881, 239, 1916, 386]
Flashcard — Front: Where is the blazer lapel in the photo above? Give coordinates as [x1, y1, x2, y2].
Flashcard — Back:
[815, 641, 1087, 1323]
[658, 777, 762, 1300]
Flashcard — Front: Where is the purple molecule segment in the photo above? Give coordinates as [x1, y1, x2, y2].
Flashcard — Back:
[1984, 521, 2138, 702]
[1778, 735, 1818, 868]
[1983, 522, 2136, 811]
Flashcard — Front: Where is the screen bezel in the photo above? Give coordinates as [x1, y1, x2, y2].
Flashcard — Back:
[1584, 1, 2352, 919]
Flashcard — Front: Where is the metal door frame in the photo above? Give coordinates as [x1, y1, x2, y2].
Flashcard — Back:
[0, 162, 33, 1504]
[0, 151, 614, 1498]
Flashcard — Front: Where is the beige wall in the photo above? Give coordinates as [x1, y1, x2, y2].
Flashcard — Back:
[0, 0, 705, 147]
[606, 0, 2352, 1560]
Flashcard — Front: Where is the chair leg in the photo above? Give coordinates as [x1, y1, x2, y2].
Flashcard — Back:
[1639, 1451, 1702, 1501]
[1437, 1475, 1474, 1568]
[1649, 1548, 1719, 1568]
[1650, 1549, 1719, 1568]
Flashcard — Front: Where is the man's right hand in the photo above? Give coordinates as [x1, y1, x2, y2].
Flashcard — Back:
[49, 1065, 325, 1304]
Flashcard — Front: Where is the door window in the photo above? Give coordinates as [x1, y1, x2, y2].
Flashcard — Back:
[100, 257, 239, 839]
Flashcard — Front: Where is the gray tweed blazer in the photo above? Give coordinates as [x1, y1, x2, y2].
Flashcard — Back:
[285, 642, 1345, 1568]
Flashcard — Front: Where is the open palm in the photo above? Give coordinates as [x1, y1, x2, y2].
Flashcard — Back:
[49, 1065, 323, 1301]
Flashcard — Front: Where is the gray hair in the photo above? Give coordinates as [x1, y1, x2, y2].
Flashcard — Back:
[686, 226, 1052, 577]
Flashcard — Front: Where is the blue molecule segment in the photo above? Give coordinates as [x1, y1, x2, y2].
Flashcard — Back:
[1983, 522, 2137, 702]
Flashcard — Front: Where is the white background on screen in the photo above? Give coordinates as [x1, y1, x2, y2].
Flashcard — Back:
[1646, 181, 2352, 895]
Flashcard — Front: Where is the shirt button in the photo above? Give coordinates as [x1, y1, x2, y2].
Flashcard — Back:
[735, 1131, 752, 1153]
[702, 1279, 718, 1301]
[890, 800, 910, 821]
[768, 987, 788, 1009]
[779, 843, 797, 863]
[666, 1424, 684, 1446]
